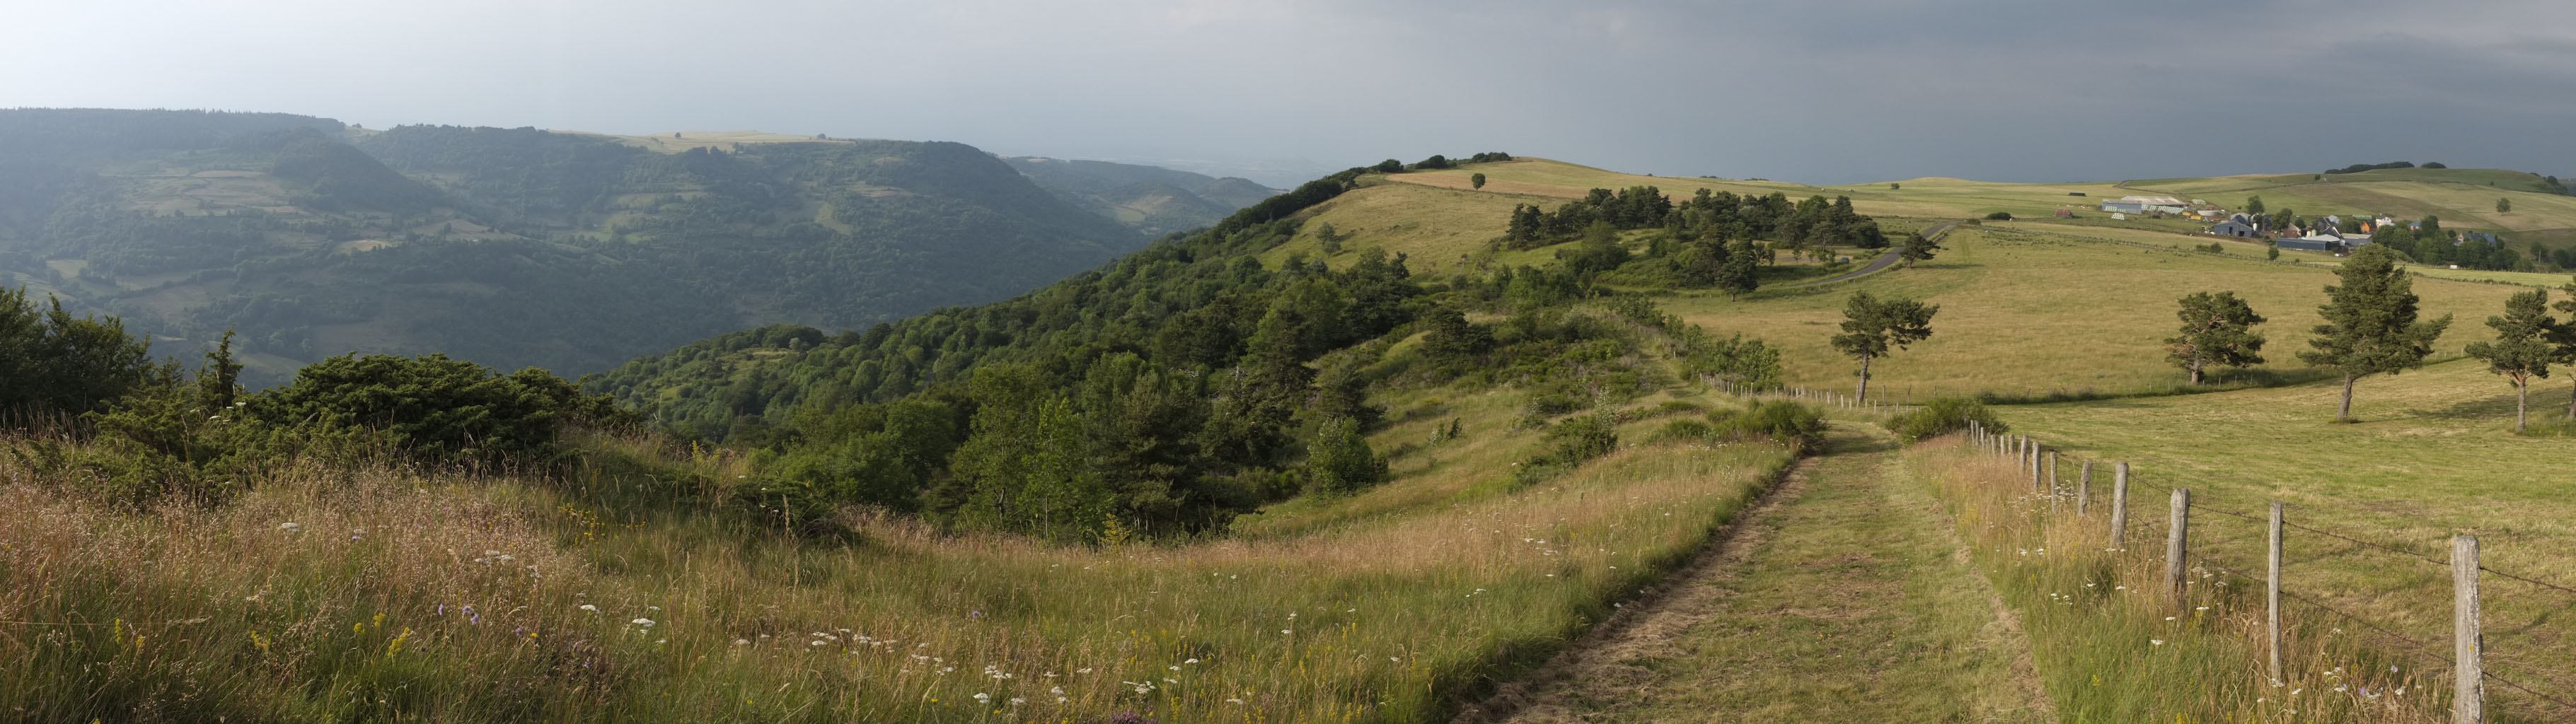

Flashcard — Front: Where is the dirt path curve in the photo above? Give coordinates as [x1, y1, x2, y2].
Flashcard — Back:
[1452, 424, 2054, 724]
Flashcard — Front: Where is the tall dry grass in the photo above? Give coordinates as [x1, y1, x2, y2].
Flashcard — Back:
[0, 418, 1791, 722]
[1901, 436, 2456, 723]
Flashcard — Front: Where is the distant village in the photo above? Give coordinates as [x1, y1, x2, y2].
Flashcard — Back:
[2071, 194, 2505, 262]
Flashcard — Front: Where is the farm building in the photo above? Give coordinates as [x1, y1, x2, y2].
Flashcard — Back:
[2126, 196, 2190, 214]
[2101, 199, 2146, 214]
[2210, 221, 2258, 238]
[2276, 236, 2343, 252]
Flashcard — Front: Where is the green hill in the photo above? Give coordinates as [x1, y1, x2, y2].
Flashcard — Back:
[1003, 156, 1280, 235]
[0, 110, 1153, 385]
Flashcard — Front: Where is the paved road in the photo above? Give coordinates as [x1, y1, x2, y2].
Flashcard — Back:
[1776, 220, 1963, 290]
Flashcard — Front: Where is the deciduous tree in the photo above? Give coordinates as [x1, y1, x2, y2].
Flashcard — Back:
[2297, 245, 2453, 421]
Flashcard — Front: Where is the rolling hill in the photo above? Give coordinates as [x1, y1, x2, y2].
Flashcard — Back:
[0, 109, 1249, 385]
[1003, 156, 1279, 235]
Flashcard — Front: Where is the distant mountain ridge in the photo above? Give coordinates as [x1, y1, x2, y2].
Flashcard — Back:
[1003, 156, 1278, 235]
[0, 108, 1240, 385]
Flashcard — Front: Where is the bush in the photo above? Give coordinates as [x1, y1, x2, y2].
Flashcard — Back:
[1306, 416, 1387, 496]
[1648, 418, 1714, 443]
[1985, 211, 2014, 221]
[1710, 400, 1827, 454]
[252, 353, 634, 467]
[1886, 396, 2006, 443]
[1513, 412, 1618, 486]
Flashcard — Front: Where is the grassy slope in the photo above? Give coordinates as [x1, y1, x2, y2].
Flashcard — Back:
[0, 317, 1801, 723]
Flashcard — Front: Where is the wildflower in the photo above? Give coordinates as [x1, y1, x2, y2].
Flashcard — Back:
[279, 522, 301, 533]
[1183, 658, 1199, 664]
[632, 618, 654, 627]
[974, 693, 990, 703]
[2150, 639, 2165, 646]
[2164, 616, 2176, 621]
[579, 605, 599, 613]
[1009, 697, 1025, 706]
[735, 638, 750, 646]
[1281, 629, 1291, 634]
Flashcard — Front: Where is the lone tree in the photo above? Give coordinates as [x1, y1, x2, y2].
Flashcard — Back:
[2246, 195, 2265, 214]
[1830, 291, 1938, 402]
[2497, 197, 2512, 213]
[1898, 230, 1942, 267]
[2297, 245, 2453, 421]
[1471, 173, 1486, 189]
[2165, 291, 2266, 385]
[2463, 288, 2558, 431]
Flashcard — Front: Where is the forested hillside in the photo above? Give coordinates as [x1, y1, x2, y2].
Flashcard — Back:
[0, 110, 1160, 385]
[1003, 156, 1278, 235]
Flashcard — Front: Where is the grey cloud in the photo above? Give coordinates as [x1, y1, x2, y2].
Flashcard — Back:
[6, 0, 2575, 185]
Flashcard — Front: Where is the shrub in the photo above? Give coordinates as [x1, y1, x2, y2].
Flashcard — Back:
[1306, 416, 1387, 496]
[1648, 418, 1714, 443]
[1885, 396, 2006, 443]
[1985, 211, 2014, 221]
[1710, 400, 1827, 454]
[252, 353, 633, 467]
[1513, 412, 1618, 486]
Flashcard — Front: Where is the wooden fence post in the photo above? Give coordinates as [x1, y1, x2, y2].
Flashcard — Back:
[2268, 502, 2284, 681]
[2046, 451, 2060, 512]
[2166, 488, 2190, 603]
[2455, 535, 2483, 724]
[2079, 461, 2093, 516]
[2029, 442, 2043, 489]
[2111, 462, 2130, 548]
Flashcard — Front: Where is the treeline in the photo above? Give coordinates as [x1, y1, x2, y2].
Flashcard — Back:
[2325, 161, 2422, 174]
[1502, 188, 1887, 252]
[0, 286, 628, 504]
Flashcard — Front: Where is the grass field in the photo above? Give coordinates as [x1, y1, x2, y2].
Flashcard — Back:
[1, 320, 1803, 723]
[1656, 224, 2526, 399]
[1993, 358, 2576, 720]
[1900, 440, 2456, 723]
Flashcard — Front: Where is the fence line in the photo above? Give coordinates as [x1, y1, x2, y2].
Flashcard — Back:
[1956, 423, 2576, 722]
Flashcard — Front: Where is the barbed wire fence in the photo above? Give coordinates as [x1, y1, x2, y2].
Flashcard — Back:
[1961, 422, 2576, 723]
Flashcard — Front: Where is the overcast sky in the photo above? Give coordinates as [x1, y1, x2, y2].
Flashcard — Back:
[8, 0, 2576, 187]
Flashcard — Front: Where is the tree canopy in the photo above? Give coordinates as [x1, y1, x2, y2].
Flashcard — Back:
[2164, 291, 2266, 385]
[2297, 245, 2452, 421]
[1828, 291, 1937, 402]
[2462, 289, 2558, 430]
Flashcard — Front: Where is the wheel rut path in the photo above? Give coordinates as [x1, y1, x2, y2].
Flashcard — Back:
[1452, 425, 2054, 723]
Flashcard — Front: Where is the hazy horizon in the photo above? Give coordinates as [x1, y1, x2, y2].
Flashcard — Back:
[10, 0, 2576, 187]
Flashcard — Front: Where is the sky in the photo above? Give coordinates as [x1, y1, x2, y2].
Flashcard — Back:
[8, 0, 2576, 187]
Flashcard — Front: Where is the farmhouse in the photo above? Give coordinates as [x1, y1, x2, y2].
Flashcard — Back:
[2210, 220, 2258, 238]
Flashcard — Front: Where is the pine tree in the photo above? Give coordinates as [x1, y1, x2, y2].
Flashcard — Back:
[2463, 289, 2558, 430]
[2164, 292, 2265, 385]
[1898, 230, 1942, 267]
[1828, 291, 1938, 402]
[2298, 245, 2453, 421]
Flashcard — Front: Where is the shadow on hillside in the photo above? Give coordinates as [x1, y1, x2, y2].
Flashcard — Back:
[2421, 387, 2543, 421]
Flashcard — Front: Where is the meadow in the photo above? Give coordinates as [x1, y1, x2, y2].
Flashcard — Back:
[1994, 358, 2576, 720]
[0, 349, 1798, 723]
[1898, 438, 2459, 723]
